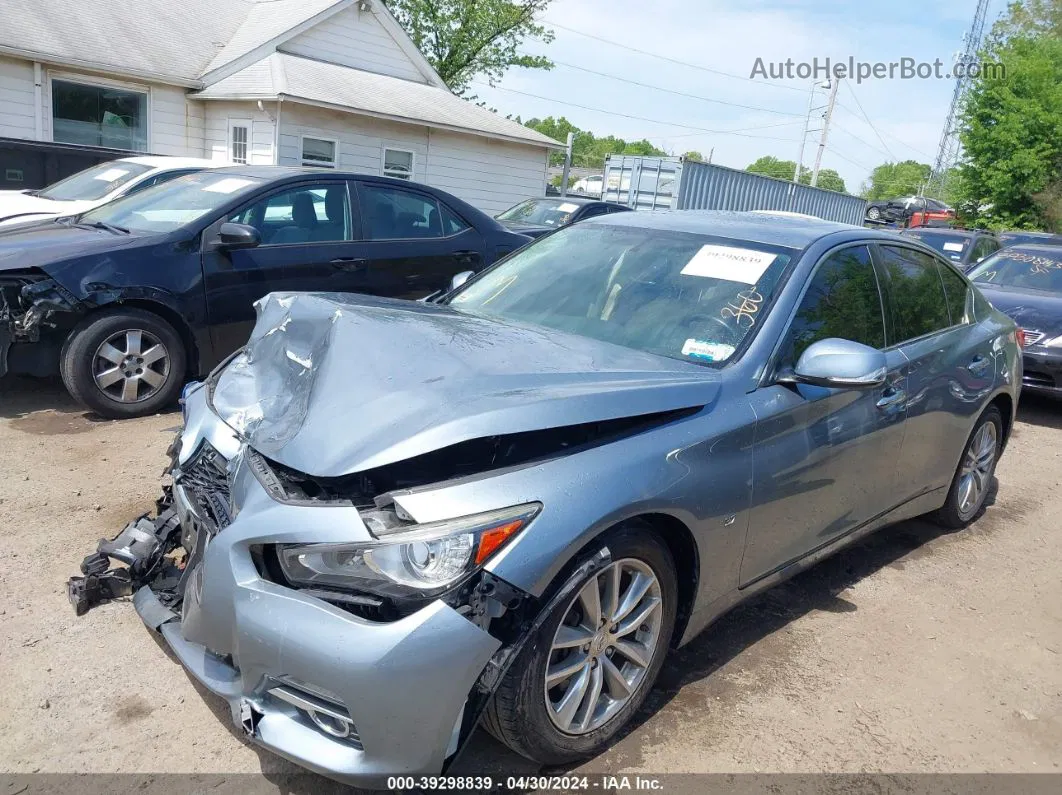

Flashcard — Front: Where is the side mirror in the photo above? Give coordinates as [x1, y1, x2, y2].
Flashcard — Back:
[449, 270, 474, 292]
[791, 338, 887, 389]
[217, 222, 260, 250]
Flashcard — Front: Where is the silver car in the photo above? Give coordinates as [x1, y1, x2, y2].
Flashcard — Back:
[70, 211, 1021, 785]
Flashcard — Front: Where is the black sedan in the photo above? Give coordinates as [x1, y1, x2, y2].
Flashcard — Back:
[999, 230, 1062, 247]
[495, 196, 631, 238]
[968, 244, 1062, 397]
[901, 228, 1001, 271]
[0, 167, 529, 418]
[865, 195, 953, 224]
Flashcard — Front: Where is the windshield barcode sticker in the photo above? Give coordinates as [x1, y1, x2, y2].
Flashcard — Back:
[943, 242, 965, 252]
[680, 245, 777, 284]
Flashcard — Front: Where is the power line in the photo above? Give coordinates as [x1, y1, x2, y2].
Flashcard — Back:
[540, 19, 808, 93]
[473, 83, 804, 141]
[841, 83, 897, 161]
[531, 57, 806, 117]
[831, 120, 893, 160]
[822, 146, 875, 172]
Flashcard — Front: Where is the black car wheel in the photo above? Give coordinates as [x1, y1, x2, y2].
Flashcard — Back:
[483, 522, 677, 764]
[60, 308, 187, 419]
[932, 406, 1002, 529]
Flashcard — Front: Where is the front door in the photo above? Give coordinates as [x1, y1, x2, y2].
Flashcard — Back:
[349, 180, 486, 299]
[741, 244, 909, 586]
[201, 179, 362, 360]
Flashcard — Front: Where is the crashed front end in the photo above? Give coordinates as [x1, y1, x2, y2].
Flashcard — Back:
[0, 270, 81, 378]
[68, 381, 558, 784]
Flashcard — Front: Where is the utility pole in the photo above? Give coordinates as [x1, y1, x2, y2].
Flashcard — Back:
[794, 82, 817, 183]
[810, 78, 839, 187]
[560, 131, 574, 196]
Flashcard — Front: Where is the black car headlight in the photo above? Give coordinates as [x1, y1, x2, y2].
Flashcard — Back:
[277, 503, 540, 598]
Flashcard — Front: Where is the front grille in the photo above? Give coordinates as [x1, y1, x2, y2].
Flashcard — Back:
[177, 443, 232, 533]
[1023, 329, 1046, 347]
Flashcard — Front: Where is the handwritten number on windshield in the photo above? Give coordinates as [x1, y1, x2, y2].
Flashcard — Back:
[721, 288, 764, 327]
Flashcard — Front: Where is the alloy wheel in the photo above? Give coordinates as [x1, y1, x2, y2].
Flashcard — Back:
[957, 421, 997, 518]
[92, 328, 170, 403]
[544, 558, 663, 735]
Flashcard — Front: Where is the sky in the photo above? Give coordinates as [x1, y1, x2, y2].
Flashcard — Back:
[471, 0, 1002, 194]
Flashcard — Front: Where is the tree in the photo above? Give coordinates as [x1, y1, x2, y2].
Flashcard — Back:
[523, 117, 668, 168]
[957, 0, 1062, 230]
[859, 160, 932, 201]
[745, 156, 847, 193]
[388, 0, 554, 95]
[682, 150, 707, 162]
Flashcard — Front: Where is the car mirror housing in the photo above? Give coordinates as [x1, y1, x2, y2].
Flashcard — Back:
[217, 222, 260, 250]
[792, 338, 888, 389]
[449, 270, 474, 292]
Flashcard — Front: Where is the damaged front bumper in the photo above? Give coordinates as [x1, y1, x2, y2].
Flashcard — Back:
[0, 273, 81, 377]
[66, 386, 556, 786]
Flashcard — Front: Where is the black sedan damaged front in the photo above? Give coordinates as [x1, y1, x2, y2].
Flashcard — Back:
[0, 270, 82, 378]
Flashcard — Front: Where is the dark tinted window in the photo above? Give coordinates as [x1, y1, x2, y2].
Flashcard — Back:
[971, 236, 1000, 262]
[936, 262, 972, 325]
[439, 203, 470, 235]
[230, 184, 351, 244]
[878, 245, 952, 342]
[780, 245, 884, 364]
[359, 183, 444, 240]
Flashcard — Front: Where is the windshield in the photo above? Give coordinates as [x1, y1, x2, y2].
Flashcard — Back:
[447, 224, 794, 366]
[38, 161, 153, 201]
[906, 232, 969, 261]
[80, 172, 265, 234]
[968, 249, 1062, 293]
[497, 198, 584, 227]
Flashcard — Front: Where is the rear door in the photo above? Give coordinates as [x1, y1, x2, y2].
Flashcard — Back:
[741, 244, 909, 585]
[348, 180, 486, 299]
[200, 178, 361, 356]
[873, 243, 995, 500]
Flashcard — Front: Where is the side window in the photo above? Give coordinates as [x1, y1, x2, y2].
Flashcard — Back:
[228, 183, 350, 245]
[780, 245, 885, 365]
[359, 183, 443, 240]
[973, 236, 1000, 262]
[579, 205, 608, 220]
[878, 245, 952, 342]
[936, 261, 972, 326]
[439, 203, 470, 236]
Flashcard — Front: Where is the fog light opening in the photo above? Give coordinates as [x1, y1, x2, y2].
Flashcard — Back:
[308, 708, 352, 739]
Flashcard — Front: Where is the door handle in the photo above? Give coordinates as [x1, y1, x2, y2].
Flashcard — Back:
[330, 257, 367, 270]
[876, 388, 907, 411]
[967, 355, 991, 375]
[453, 250, 478, 261]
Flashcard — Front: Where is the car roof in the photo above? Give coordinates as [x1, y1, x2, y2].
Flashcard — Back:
[1000, 243, 1062, 255]
[587, 209, 873, 249]
[117, 155, 220, 169]
[903, 228, 985, 238]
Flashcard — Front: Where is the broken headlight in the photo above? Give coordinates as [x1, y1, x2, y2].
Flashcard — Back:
[276, 503, 540, 598]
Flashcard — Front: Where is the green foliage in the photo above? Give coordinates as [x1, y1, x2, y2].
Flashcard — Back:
[745, 156, 847, 194]
[681, 151, 707, 162]
[523, 116, 668, 168]
[957, 0, 1062, 230]
[859, 160, 932, 201]
[388, 0, 554, 95]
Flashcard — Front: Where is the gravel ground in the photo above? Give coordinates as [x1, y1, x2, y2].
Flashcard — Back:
[0, 376, 1060, 787]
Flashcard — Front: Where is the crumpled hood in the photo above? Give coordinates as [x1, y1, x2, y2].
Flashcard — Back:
[978, 284, 1062, 338]
[211, 293, 719, 477]
[0, 191, 94, 225]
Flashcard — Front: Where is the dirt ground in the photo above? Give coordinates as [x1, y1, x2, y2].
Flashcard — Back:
[0, 375, 1060, 787]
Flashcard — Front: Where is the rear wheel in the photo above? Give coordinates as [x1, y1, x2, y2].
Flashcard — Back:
[867, 206, 882, 221]
[60, 308, 186, 419]
[484, 524, 677, 764]
[932, 406, 1002, 529]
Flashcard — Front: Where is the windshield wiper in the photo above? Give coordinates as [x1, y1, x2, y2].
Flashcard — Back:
[76, 221, 129, 235]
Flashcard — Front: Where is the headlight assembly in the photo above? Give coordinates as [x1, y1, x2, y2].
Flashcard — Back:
[277, 503, 541, 598]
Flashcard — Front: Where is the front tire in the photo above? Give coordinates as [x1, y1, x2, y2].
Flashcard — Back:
[932, 406, 1002, 529]
[867, 206, 882, 221]
[60, 308, 187, 419]
[483, 523, 677, 765]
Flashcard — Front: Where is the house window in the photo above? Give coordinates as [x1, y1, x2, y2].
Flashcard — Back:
[301, 136, 337, 168]
[383, 148, 414, 180]
[51, 78, 148, 151]
[228, 119, 251, 164]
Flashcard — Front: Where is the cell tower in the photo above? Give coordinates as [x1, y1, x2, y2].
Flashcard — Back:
[927, 0, 991, 197]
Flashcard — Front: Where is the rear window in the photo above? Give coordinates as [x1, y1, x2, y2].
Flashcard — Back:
[906, 232, 970, 263]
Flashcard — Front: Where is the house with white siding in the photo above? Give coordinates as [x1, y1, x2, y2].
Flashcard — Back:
[0, 0, 560, 214]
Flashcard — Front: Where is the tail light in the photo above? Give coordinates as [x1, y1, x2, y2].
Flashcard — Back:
[1016, 328, 1026, 348]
